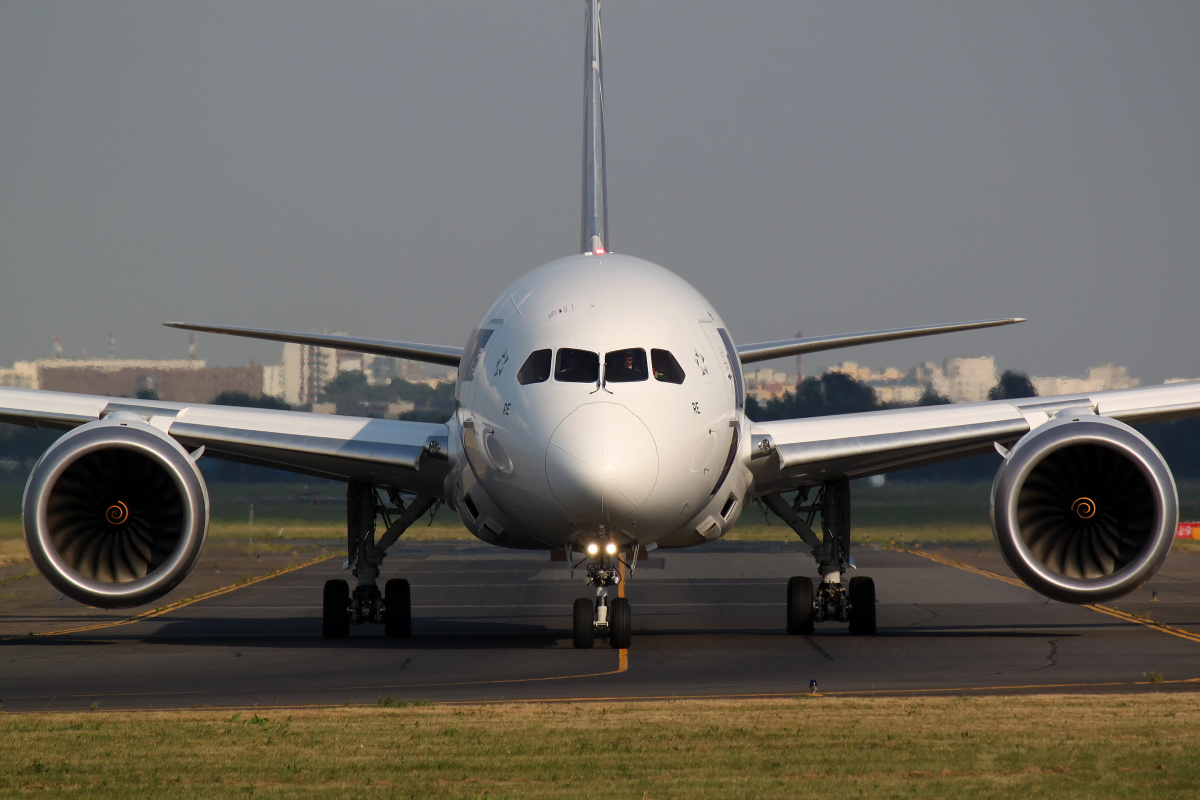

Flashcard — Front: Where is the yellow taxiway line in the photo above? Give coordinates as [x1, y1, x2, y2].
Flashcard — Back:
[898, 546, 1200, 646]
[618, 557, 629, 671]
[4, 554, 336, 640]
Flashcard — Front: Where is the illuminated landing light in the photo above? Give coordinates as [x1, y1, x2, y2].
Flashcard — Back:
[605, 542, 617, 556]
[586, 542, 599, 556]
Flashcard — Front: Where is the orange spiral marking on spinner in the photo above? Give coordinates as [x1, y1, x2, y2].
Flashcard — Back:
[1071, 497, 1096, 520]
[106, 501, 130, 525]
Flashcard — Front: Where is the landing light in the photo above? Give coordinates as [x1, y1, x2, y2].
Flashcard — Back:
[605, 542, 617, 555]
[586, 543, 599, 556]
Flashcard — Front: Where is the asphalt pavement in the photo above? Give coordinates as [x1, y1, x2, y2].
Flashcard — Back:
[3, 541, 1199, 711]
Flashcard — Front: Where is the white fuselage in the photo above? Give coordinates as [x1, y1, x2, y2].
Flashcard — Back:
[446, 253, 753, 551]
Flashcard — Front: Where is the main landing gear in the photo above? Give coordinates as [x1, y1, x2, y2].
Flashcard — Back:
[321, 481, 435, 639]
[569, 543, 634, 650]
[765, 478, 877, 636]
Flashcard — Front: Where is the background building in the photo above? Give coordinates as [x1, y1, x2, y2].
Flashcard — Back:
[746, 356, 1142, 406]
[1031, 364, 1138, 397]
[275, 340, 433, 407]
[0, 358, 264, 403]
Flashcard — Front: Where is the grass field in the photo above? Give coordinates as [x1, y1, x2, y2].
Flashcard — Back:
[3, 695, 1198, 798]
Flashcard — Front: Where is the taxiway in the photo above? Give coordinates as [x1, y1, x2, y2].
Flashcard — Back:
[3, 541, 1199, 711]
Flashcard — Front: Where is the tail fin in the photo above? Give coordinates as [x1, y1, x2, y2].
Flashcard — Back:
[581, 0, 608, 254]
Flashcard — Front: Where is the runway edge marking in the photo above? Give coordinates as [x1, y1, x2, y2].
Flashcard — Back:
[892, 546, 1200, 646]
[4, 554, 337, 640]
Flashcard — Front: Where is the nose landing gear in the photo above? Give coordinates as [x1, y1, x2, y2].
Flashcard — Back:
[569, 545, 634, 649]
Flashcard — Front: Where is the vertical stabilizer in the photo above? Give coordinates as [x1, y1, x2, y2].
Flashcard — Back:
[581, 0, 608, 254]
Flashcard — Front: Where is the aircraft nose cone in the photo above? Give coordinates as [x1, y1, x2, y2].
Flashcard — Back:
[546, 403, 659, 521]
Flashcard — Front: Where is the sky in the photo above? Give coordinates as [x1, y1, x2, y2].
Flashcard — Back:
[1, 1, 1198, 384]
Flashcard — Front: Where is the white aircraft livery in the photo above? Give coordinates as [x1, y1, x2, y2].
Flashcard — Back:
[3, 1, 1199, 649]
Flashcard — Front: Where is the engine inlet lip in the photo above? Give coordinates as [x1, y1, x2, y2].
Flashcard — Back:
[23, 421, 209, 608]
[992, 417, 1177, 604]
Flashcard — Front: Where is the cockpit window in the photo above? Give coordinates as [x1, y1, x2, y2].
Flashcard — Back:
[604, 348, 648, 383]
[554, 348, 600, 383]
[651, 349, 686, 384]
[461, 328, 495, 382]
[517, 349, 552, 385]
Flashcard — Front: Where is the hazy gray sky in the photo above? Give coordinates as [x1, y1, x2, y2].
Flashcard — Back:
[2, 1, 1197, 383]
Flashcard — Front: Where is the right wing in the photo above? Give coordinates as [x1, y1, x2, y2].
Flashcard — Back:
[164, 322, 464, 368]
[0, 387, 451, 493]
[737, 318, 1024, 364]
[750, 380, 1200, 493]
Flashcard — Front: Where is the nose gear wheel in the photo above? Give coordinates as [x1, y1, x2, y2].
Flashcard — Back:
[608, 597, 632, 649]
[573, 598, 595, 649]
[567, 543, 635, 649]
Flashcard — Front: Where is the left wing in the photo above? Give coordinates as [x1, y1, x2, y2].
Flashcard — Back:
[0, 387, 451, 492]
[164, 322, 464, 368]
[750, 380, 1200, 493]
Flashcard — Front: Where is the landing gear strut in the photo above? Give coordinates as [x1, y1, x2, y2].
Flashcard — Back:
[569, 544, 634, 649]
[764, 478, 876, 635]
[321, 481, 435, 638]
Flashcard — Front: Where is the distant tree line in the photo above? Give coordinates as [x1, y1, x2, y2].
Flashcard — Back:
[316, 371, 455, 422]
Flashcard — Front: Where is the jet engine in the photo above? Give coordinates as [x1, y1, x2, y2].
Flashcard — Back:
[23, 414, 209, 609]
[991, 411, 1177, 604]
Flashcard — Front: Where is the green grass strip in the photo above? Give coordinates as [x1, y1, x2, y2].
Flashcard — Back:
[3, 695, 1199, 798]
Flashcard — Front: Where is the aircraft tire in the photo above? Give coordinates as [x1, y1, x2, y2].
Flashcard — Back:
[609, 597, 632, 649]
[848, 576, 877, 636]
[322, 579, 350, 638]
[384, 578, 412, 637]
[573, 597, 595, 649]
[786, 576, 815, 635]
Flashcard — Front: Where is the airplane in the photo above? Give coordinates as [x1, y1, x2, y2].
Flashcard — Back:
[3, 1, 1198, 649]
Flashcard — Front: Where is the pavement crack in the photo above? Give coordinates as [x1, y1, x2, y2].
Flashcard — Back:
[807, 638, 835, 661]
[908, 604, 939, 627]
[1031, 638, 1060, 671]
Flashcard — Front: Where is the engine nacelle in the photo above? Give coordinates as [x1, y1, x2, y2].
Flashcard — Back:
[991, 411, 1177, 604]
[23, 414, 209, 609]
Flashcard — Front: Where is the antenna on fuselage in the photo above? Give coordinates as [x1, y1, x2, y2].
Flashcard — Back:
[581, 0, 608, 255]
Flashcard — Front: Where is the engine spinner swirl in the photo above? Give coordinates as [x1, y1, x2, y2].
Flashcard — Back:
[1070, 496, 1096, 520]
[106, 500, 131, 525]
